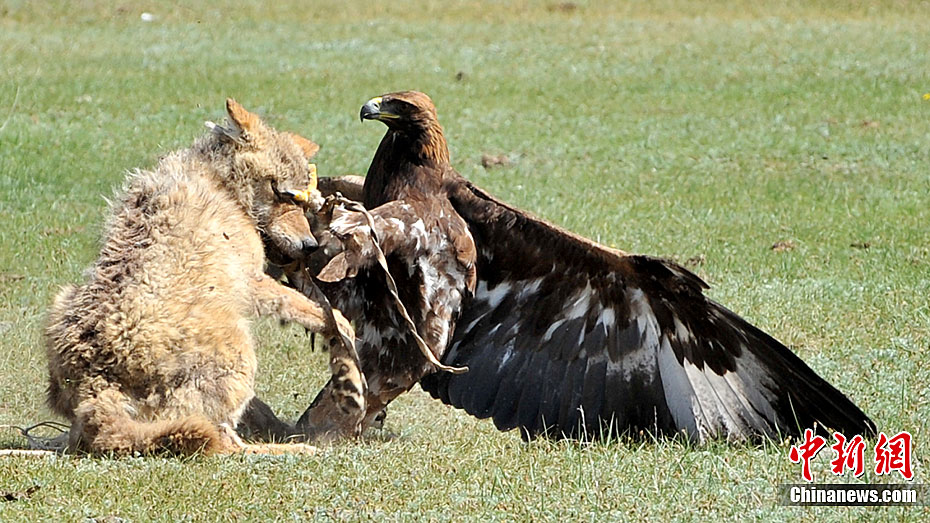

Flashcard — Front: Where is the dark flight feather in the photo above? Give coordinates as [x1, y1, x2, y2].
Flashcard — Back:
[319, 91, 875, 443]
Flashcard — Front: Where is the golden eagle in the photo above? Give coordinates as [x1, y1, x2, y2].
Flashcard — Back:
[306, 90, 874, 442]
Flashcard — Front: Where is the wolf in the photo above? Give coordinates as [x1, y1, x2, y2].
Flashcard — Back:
[44, 99, 356, 455]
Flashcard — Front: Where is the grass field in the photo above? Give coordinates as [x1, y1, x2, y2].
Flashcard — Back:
[1, 0, 928, 519]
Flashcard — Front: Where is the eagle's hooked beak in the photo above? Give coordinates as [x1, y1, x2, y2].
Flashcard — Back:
[360, 96, 399, 123]
[360, 97, 381, 122]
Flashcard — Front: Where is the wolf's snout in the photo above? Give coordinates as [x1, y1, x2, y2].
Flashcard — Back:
[300, 235, 319, 255]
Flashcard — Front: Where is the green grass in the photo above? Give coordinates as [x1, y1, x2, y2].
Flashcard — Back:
[1, 0, 928, 519]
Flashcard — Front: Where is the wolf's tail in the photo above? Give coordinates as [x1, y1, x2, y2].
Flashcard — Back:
[70, 388, 238, 455]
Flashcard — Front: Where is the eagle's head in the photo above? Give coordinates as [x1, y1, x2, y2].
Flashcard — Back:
[360, 91, 439, 132]
[359, 90, 450, 204]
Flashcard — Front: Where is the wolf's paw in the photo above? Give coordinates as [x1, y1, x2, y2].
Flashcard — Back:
[241, 442, 317, 455]
[215, 422, 251, 454]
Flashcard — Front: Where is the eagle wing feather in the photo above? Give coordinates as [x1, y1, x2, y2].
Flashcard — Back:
[318, 174, 875, 441]
[319, 86, 875, 443]
[415, 177, 876, 441]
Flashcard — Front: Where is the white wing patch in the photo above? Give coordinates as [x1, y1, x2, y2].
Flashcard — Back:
[499, 345, 515, 367]
[656, 329, 783, 442]
[623, 288, 659, 381]
[657, 337, 698, 439]
[671, 314, 694, 343]
[418, 257, 441, 302]
[726, 349, 782, 435]
[330, 212, 369, 236]
[698, 365, 763, 441]
[623, 286, 764, 442]
[409, 219, 427, 250]
[597, 307, 616, 331]
[386, 217, 407, 234]
[565, 283, 594, 320]
[681, 358, 729, 440]
[518, 278, 543, 300]
[542, 319, 566, 342]
[485, 282, 512, 309]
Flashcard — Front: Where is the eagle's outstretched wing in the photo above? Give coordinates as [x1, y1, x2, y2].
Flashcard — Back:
[324, 88, 876, 443]
[415, 176, 875, 442]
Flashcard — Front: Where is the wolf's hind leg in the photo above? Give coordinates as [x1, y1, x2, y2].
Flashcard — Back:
[70, 388, 236, 455]
[217, 424, 316, 455]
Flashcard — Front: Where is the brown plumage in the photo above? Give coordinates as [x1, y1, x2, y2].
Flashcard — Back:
[301, 92, 477, 428]
[311, 91, 875, 442]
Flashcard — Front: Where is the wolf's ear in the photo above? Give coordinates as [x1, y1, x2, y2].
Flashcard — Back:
[206, 99, 261, 144]
[226, 98, 261, 135]
[286, 133, 320, 159]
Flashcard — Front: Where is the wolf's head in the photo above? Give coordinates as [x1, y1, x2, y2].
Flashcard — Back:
[206, 99, 322, 259]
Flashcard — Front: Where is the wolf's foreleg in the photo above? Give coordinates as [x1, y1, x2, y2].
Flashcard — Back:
[249, 274, 332, 333]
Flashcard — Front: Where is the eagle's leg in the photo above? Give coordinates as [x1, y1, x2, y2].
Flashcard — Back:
[261, 260, 365, 443]
[294, 353, 367, 443]
[237, 351, 367, 444]
[236, 349, 367, 445]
